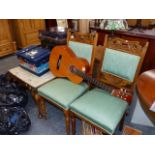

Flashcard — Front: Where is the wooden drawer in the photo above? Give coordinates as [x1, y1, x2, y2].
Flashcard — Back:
[0, 42, 16, 57]
[0, 44, 12, 52]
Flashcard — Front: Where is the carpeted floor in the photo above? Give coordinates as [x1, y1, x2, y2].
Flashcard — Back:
[0, 54, 18, 75]
[0, 54, 155, 135]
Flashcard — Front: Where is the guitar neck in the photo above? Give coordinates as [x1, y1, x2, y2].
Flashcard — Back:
[72, 68, 113, 93]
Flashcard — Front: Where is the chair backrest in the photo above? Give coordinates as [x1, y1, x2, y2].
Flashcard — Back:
[94, 35, 149, 88]
[67, 30, 98, 74]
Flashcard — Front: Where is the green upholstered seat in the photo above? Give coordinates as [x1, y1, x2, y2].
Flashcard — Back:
[68, 41, 93, 63]
[70, 88, 128, 134]
[102, 48, 140, 82]
[38, 78, 89, 110]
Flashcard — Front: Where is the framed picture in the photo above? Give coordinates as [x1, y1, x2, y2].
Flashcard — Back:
[56, 19, 68, 28]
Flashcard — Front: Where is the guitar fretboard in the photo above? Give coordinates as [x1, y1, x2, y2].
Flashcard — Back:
[71, 67, 113, 93]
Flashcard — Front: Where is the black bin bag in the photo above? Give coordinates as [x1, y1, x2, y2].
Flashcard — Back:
[0, 73, 28, 107]
[0, 73, 31, 135]
[0, 107, 31, 135]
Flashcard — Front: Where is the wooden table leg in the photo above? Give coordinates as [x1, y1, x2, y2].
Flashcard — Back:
[31, 90, 47, 119]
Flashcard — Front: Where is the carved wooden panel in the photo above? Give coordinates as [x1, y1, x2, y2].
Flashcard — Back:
[100, 72, 132, 88]
[107, 37, 144, 55]
[68, 31, 98, 45]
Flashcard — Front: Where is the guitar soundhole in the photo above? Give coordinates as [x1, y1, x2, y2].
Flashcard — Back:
[57, 55, 62, 70]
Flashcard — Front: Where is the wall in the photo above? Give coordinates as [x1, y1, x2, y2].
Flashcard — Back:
[79, 19, 90, 33]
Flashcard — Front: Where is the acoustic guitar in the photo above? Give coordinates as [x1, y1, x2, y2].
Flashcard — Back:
[49, 45, 90, 84]
[50, 45, 132, 103]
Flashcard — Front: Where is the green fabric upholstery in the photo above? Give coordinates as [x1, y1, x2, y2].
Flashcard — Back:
[38, 78, 89, 110]
[102, 48, 140, 82]
[68, 41, 93, 63]
[70, 88, 128, 134]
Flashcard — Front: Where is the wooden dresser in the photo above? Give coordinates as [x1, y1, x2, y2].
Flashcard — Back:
[11, 19, 45, 48]
[0, 20, 16, 57]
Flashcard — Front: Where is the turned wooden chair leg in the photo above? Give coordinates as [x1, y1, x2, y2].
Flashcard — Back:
[34, 94, 47, 119]
[64, 110, 70, 135]
[92, 126, 96, 134]
[71, 113, 76, 135]
[38, 96, 47, 119]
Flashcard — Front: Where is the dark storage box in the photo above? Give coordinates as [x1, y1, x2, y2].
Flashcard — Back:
[40, 27, 67, 38]
[39, 27, 67, 50]
[16, 45, 50, 76]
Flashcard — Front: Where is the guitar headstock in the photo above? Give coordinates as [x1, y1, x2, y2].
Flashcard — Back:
[112, 88, 133, 104]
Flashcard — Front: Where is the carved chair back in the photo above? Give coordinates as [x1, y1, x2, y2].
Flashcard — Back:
[94, 35, 149, 89]
[67, 30, 98, 74]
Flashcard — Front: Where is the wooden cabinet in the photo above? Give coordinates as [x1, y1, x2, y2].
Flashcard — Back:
[127, 19, 155, 28]
[12, 19, 45, 48]
[0, 20, 16, 57]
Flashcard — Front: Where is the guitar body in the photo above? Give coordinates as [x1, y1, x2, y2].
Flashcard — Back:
[49, 45, 90, 84]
